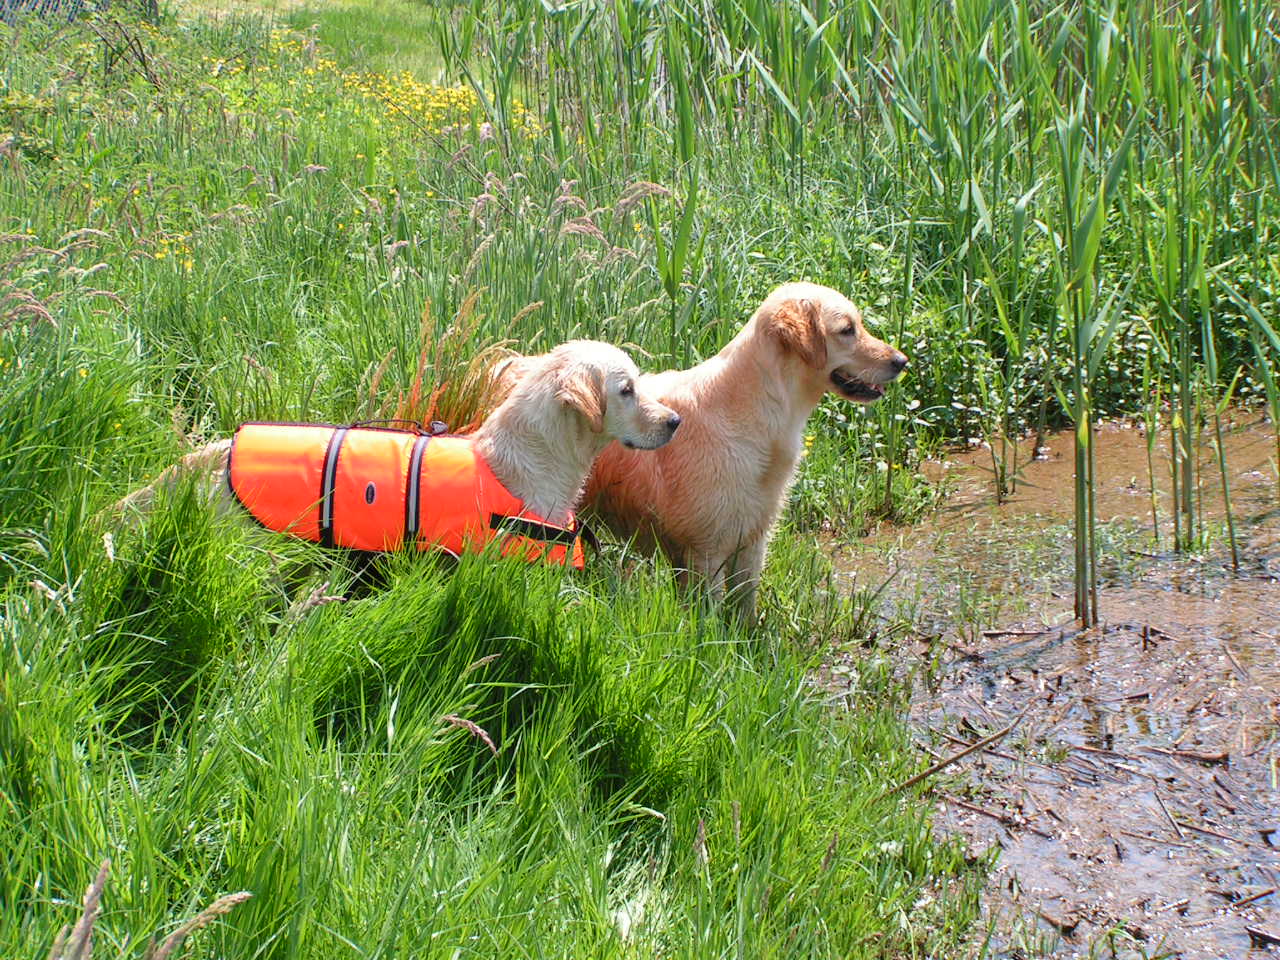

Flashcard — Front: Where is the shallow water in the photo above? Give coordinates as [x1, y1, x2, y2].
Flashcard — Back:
[825, 412, 1280, 959]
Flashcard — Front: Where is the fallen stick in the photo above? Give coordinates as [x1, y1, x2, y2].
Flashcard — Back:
[1153, 787, 1185, 840]
[1117, 829, 1194, 849]
[1174, 819, 1253, 847]
[1232, 887, 1276, 908]
[1069, 743, 1128, 757]
[1031, 905, 1080, 937]
[1142, 746, 1230, 765]
[939, 794, 1053, 839]
[1222, 640, 1248, 679]
[1247, 925, 1280, 948]
[932, 726, 1038, 767]
[877, 712, 1027, 802]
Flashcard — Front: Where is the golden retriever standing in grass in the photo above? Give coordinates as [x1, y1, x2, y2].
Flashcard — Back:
[584, 282, 908, 619]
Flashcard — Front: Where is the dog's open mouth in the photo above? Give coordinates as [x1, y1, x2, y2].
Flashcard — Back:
[830, 369, 886, 402]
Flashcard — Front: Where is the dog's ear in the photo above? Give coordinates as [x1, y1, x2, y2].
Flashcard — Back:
[765, 297, 827, 368]
[555, 364, 606, 433]
[490, 354, 536, 402]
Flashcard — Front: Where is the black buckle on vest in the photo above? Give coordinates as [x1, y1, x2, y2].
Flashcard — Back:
[489, 513, 580, 548]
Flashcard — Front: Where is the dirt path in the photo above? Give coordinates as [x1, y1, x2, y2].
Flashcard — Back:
[832, 413, 1280, 958]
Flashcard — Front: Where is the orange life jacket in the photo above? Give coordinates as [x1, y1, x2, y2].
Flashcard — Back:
[227, 422, 588, 568]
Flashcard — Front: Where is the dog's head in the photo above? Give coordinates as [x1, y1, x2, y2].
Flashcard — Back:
[521, 340, 681, 450]
[755, 281, 908, 404]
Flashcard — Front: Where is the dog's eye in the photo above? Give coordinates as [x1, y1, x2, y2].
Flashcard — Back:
[619, 382, 634, 397]
[840, 324, 856, 336]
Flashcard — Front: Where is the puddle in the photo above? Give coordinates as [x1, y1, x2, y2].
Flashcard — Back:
[826, 412, 1280, 958]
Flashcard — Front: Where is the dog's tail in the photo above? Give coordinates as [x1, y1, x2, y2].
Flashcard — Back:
[110, 439, 233, 516]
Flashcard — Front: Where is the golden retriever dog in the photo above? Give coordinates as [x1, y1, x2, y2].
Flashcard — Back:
[581, 282, 907, 619]
[117, 340, 682, 532]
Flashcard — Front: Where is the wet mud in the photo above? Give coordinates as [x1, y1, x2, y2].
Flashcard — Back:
[831, 412, 1280, 958]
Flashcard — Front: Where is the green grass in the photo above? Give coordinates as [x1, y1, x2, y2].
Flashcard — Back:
[283, 0, 451, 82]
[2, 0, 1279, 954]
[3, 480, 977, 957]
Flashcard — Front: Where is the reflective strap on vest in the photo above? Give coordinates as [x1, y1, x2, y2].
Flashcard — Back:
[319, 426, 349, 548]
[404, 434, 431, 543]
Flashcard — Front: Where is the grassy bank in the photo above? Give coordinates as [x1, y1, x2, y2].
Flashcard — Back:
[4, 493, 976, 956]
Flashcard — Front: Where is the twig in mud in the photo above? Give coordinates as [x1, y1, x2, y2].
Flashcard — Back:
[932, 726, 1022, 765]
[1231, 887, 1276, 908]
[1142, 746, 1230, 765]
[1031, 905, 1080, 937]
[877, 711, 1028, 802]
[1152, 785, 1185, 840]
[1174, 818, 1254, 847]
[1067, 751, 1140, 782]
[1152, 896, 1191, 913]
[913, 740, 947, 761]
[981, 628, 1045, 639]
[1117, 829, 1194, 850]
[939, 794, 1054, 839]
[962, 691, 1008, 728]
[1244, 733, 1276, 758]
[932, 725, 1080, 779]
[1221, 640, 1248, 679]
[1246, 925, 1280, 948]
[1068, 742, 1127, 757]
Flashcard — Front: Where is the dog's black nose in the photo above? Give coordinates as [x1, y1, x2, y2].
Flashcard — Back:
[889, 352, 909, 373]
[666, 413, 682, 433]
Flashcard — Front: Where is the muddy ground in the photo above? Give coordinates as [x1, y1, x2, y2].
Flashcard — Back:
[831, 412, 1280, 959]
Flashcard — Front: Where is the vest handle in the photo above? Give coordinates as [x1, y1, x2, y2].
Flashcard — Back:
[349, 419, 449, 436]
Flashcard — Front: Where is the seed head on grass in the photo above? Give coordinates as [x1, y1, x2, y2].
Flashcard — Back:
[47, 859, 109, 960]
[46, 859, 251, 960]
[694, 817, 709, 867]
[560, 216, 607, 245]
[142, 890, 253, 960]
[441, 713, 497, 755]
[613, 181, 671, 219]
[384, 295, 514, 432]
[287, 580, 346, 621]
[463, 652, 502, 675]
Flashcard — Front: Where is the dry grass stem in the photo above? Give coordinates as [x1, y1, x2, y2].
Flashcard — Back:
[441, 714, 498, 755]
[288, 580, 346, 620]
[47, 860, 110, 960]
[143, 891, 253, 960]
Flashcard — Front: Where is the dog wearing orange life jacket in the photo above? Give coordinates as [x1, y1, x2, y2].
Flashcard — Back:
[115, 340, 682, 566]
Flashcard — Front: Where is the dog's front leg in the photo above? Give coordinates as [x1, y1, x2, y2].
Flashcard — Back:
[724, 536, 767, 625]
[678, 547, 726, 608]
